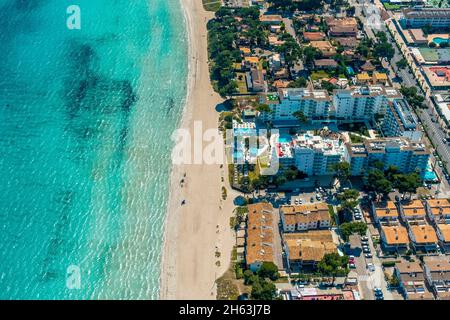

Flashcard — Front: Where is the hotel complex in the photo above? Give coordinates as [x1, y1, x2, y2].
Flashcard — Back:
[259, 85, 401, 123]
[344, 137, 430, 177]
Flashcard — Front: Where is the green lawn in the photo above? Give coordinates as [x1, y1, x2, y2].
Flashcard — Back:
[311, 70, 330, 81]
[202, 0, 222, 12]
[383, 3, 402, 10]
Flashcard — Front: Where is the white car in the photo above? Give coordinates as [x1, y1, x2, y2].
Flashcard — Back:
[294, 199, 299, 205]
[367, 263, 375, 272]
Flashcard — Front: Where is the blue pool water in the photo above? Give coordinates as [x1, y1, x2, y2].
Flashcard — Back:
[0, 0, 188, 299]
[433, 37, 449, 45]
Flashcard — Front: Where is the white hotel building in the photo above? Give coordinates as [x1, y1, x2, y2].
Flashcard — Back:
[260, 88, 331, 122]
[344, 137, 430, 177]
[333, 86, 401, 120]
[270, 132, 346, 176]
[259, 86, 401, 123]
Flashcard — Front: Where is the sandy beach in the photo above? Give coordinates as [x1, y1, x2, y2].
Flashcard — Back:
[159, 0, 237, 299]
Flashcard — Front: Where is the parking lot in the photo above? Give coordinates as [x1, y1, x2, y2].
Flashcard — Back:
[289, 187, 329, 206]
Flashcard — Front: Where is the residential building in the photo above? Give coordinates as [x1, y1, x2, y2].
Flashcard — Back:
[303, 32, 326, 42]
[423, 257, 450, 300]
[259, 14, 283, 25]
[344, 137, 430, 177]
[382, 99, 422, 142]
[259, 88, 331, 122]
[280, 203, 331, 232]
[245, 202, 276, 272]
[395, 262, 434, 300]
[310, 41, 337, 57]
[333, 86, 400, 120]
[314, 59, 338, 69]
[425, 199, 450, 252]
[425, 199, 450, 224]
[325, 17, 359, 37]
[380, 225, 409, 253]
[292, 132, 345, 176]
[399, 8, 450, 28]
[409, 225, 438, 253]
[372, 201, 400, 226]
[247, 68, 266, 92]
[399, 200, 427, 224]
[284, 230, 336, 271]
[434, 93, 450, 131]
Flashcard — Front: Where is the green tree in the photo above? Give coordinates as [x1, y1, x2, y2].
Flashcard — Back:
[288, 77, 308, 88]
[396, 58, 408, 70]
[317, 253, 349, 284]
[256, 103, 271, 113]
[365, 169, 392, 199]
[257, 262, 280, 281]
[393, 172, 422, 199]
[339, 222, 368, 241]
[243, 270, 257, 285]
[332, 162, 350, 186]
[251, 278, 277, 300]
[293, 110, 308, 123]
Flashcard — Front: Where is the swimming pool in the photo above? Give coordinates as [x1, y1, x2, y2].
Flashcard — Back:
[433, 37, 449, 46]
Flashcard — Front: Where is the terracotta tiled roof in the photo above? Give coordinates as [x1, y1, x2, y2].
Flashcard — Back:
[402, 200, 426, 217]
[281, 203, 330, 225]
[382, 225, 409, 245]
[246, 203, 275, 266]
[284, 230, 335, 262]
[374, 201, 399, 218]
[427, 199, 450, 216]
[410, 225, 438, 244]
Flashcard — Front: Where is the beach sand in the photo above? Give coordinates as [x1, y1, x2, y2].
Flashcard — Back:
[159, 0, 237, 299]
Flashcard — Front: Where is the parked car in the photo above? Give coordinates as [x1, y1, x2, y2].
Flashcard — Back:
[374, 288, 383, 299]
[363, 248, 371, 253]
[349, 262, 356, 269]
[365, 253, 373, 258]
[361, 236, 369, 241]
[294, 199, 299, 205]
[367, 263, 375, 272]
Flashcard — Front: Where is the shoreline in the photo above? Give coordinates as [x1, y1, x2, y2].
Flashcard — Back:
[159, 0, 236, 300]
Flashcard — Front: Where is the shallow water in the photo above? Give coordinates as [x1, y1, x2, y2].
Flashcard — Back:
[0, 0, 187, 299]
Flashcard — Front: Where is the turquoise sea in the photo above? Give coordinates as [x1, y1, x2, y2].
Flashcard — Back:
[0, 0, 188, 299]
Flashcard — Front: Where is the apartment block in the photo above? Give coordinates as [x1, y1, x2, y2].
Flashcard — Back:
[382, 99, 422, 142]
[399, 8, 450, 28]
[280, 203, 331, 232]
[259, 88, 331, 122]
[333, 86, 401, 120]
[372, 201, 400, 226]
[399, 200, 427, 224]
[425, 199, 450, 252]
[344, 137, 430, 177]
[292, 132, 345, 176]
[395, 262, 434, 300]
[409, 224, 438, 253]
[245, 203, 276, 272]
[284, 230, 336, 271]
[380, 225, 410, 253]
[423, 257, 450, 300]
